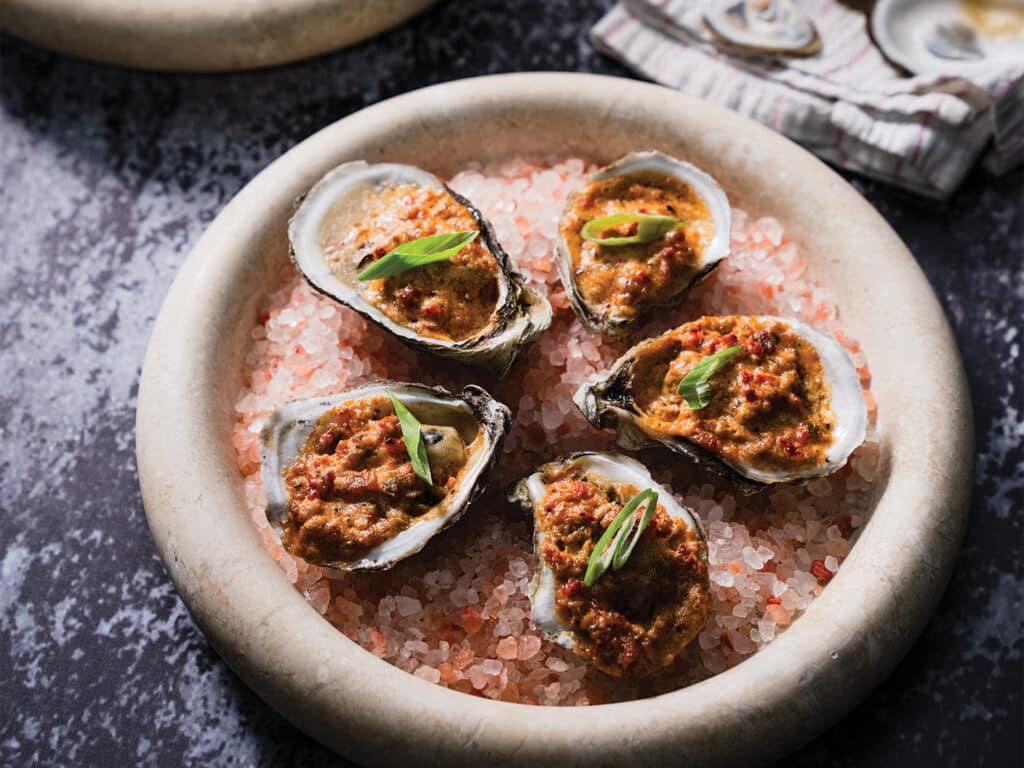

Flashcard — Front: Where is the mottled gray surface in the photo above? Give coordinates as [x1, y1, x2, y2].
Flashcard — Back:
[1, 1, 1021, 765]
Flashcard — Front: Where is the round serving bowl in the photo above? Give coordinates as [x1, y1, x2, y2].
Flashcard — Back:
[136, 73, 973, 766]
[0, 0, 433, 71]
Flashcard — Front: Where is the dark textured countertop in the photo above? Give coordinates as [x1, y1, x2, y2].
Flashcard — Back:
[1, 2, 1021, 765]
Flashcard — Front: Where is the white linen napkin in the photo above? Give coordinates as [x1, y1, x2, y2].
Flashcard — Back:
[592, 0, 1024, 199]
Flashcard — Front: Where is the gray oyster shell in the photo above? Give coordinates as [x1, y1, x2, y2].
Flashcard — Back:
[556, 151, 731, 338]
[260, 381, 510, 570]
[289, 161, 551, 378]
[509, 452, 706, 652]
[705, 0, 821, 56]
[574, 316, 868, 493]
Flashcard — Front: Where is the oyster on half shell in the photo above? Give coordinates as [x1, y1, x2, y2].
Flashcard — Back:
[705, 0, 822, 57]
[556, 151, 731, 338]
[574, 316, 868, 493]
[289, 161, 551, 378]
[260, 381, 510, 570]
[509, 452, 710, 677]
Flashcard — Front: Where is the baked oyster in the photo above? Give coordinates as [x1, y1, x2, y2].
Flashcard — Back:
[510, 452, 710, 677]
[574, 315, 867, 493]
[705, 0, 821, 57]
[556, 151, 730, 337]
[260, 381, 510, 570]
[289, 161, 551, 377]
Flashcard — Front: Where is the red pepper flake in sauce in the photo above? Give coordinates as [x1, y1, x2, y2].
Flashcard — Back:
[534, 464, 711, 678]
[319, 184, 500, 342]
[560, 170, 715, 326]
[280, 395, 469, 566]
[630, 315, 836, 474]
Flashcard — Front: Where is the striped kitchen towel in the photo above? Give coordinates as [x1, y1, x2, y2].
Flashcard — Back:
[592, 0, 1024, 199]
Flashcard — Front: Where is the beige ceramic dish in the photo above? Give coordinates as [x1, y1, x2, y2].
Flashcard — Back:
[0, 0, 433, 71]
[136, 73, 973, 766]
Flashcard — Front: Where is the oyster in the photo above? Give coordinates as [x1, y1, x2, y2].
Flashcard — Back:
[574, 315, 867, 493]
[556, 151, 731, 337]
[509, 452, 710, 677]
[260, 381, 510, 570]
[289, 161, 551, 377]
[705, 0, 821, 57]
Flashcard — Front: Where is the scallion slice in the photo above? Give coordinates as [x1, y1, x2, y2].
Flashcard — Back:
[357, 230, 478, 281]
[580, 213, 681, 246]
[677, 344, 743, 410]
[389, 393, 433, 485]
[584, 488, 659, 587]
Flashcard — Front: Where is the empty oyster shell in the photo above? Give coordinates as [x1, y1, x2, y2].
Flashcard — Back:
[289, 161, 551, 377]
[260, 381, 510, 570]
[705, 0, 821, 56]
[574, 316, 868, 493]
[556, 151, 731, 337]
[509, 452, 710, 677]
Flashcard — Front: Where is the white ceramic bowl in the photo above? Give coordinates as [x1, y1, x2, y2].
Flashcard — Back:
[136, 73, 973, 767]
[0, 0, 433, 71]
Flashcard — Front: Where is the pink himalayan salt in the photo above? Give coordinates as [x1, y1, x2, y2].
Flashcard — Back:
[414, 666, 441, 684]
[517, 635, 542, 661]
[496, 637, 519, 660]
[233, 158, 878, 706]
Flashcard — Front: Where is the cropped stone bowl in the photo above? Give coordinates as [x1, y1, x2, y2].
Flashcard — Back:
[0, 0, 433, 71]
[136, 73, 973, 766]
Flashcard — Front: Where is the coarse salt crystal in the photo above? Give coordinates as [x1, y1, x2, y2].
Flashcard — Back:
[517, 635, 542, 661]
[710, 570, 735, 588]
[545, 657, 569, 673]
[414, 666, 441, 684]
[496, 637, 519, 660]
[396, 596, 422, 617]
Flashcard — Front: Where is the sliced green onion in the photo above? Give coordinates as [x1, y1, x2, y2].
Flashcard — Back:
[580, 213, 681, 246]
[389, 393, 432, 485]
[611, 489, 659, 570]
[357, 230, 478, 281]
[584, 488, 659, 587]
[677, 344, 743, 410]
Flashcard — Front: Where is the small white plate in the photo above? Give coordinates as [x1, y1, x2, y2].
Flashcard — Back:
[872, 0, 1024, 76]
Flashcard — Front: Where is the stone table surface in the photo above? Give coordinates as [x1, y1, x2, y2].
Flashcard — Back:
[1, 1, 1021, 765]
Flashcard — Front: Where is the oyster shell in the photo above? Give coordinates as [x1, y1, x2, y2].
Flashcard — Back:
[289, 161, 551, 377]
[574, 316, 868, 493]
[705, 0, 821, 57]
[556, 151, 731, 337]
[260, 381, 510, 570]
[509, 452, 710, 676]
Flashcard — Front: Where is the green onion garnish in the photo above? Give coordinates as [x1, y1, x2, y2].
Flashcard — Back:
[357, 230, 478, 281]
[580, 213, 681, 246]
[389, 393, 432, 485]
[677, 344, 743, 410]
[584, 488, 659, 587]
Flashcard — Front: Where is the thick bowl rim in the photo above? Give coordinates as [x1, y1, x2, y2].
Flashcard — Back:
[136, 72, 973, 767]
[0, 0, 435, 72]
